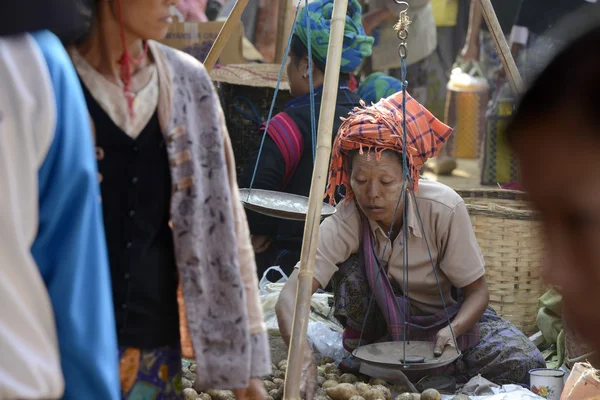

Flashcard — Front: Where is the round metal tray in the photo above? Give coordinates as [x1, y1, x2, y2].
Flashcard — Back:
[239, 188, 337, 221]
[353, 341, 461, 371]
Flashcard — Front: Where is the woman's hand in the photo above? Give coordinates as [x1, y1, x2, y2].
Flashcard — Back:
[433, 325, 458, 357]
[433, 276, 489, 356]
[251, 235, 273, 254]
[233, 378, 268, 400]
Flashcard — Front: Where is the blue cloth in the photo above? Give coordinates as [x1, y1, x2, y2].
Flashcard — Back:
[30, 31, 120, 400]
[295, 0, 373, 73]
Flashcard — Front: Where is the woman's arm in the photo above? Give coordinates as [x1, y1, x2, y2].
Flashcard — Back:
[434, 276, 489, 355]
[362, 8, 396, 35]
[461, 0, 483, 61]
[451, 276, 489, 336]
[276, 270, 321, 345]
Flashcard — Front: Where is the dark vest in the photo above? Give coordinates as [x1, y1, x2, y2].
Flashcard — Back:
[272, 87, 361, 252]
[82, 84, 180, 348]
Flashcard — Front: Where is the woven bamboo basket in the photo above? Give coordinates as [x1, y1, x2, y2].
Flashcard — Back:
[210, 64, 293, 179]
[456, 189, 545, 335]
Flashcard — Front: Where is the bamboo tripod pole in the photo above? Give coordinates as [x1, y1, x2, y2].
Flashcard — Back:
[283, 0, 349, 399]
[478, 0, 524, 95]
[204, 0, 249, 73]
[275, 0, 295, 64]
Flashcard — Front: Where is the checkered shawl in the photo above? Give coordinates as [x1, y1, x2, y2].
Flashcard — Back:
[325, 91, 453, 204]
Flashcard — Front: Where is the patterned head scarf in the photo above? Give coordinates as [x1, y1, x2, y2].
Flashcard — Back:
[295, 0, 373, 73]
[358, 72, 403, 104]
[325, 91, 453, 204]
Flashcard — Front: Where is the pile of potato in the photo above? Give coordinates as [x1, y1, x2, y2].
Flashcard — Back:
[183, 359, 469, 400]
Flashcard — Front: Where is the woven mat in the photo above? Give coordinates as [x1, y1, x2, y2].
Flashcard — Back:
[210, 63, 290, 90]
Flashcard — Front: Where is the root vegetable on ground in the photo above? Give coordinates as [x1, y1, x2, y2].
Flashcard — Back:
[274, 370, 285, 379]
[355, 382, 371, 396]
[273, 378, 284, 388]
[182, 388, 198, 400]
[323, 380, 340, 389]
[207, 390, 234, 400]
[263, 380, 277, 392]
[420, 389, 441, 400]
[326, 374, 341, 382]
[349, 396, 366, 400]
[372, 385, 391, 400]
[326, 383, 360, 400]
[396, 394, 420, 400]
[451, 395, 471, 400]
[198, 394, 212, 400]
[363, 389, 386, 400]
[369, 379, 387, 386]
[340, 373, 358, 384]
[318, 376, 327, 386]
[269, 387, 283, 400]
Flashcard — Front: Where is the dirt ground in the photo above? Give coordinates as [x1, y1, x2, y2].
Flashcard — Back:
[424, 158, 487, 190]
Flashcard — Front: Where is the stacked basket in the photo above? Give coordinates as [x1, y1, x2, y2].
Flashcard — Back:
[210, 64, 293, 179]
[456, 189, 545, 336]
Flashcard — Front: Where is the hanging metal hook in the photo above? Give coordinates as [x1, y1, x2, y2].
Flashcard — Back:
[393, 0, 409, 13]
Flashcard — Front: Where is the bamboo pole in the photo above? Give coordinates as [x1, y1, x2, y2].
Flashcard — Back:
[275, 0, 296, 64]
[478, 0, 524, 95]
[204, 0, 249, 73]
[283, 0, 349, 399]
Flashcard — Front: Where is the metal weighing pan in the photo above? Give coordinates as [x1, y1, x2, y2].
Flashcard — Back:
[239, 188, 337, 221]
[353, 341, 461, 371]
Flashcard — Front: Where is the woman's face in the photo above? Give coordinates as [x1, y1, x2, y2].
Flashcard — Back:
[512, 110, 600, 351]
[286, 53, 308, 97]
[350, 151, 405, 230]
[115, 0, 177, 41]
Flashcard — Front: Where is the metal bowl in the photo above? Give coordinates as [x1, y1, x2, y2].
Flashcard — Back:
[353, 341, 461, 371]
[239, 188, 337, 221]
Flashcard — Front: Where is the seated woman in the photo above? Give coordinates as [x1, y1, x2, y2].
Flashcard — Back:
[275, 91, 545, 394]
[239, 0, 373, 279]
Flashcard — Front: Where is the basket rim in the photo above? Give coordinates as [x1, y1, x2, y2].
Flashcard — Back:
[456, 188, 528, 201]
[210, 63, 290, 90]
[465, 203, 539, 220]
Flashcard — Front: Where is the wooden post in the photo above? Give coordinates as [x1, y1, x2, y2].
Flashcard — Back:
[282, 0, 349, 399]
[478, 0, 524, 95]
[275, 0, 296, 64]
[204, 0, 249, 73]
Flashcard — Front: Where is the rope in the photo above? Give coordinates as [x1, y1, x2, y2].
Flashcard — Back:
[350, 0, 459, 366]
[233, 96, 264, 125]
[248, 0, 303, 195]
[305, 0, 317, 162]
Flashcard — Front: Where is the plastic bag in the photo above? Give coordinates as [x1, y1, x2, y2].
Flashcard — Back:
[307, 321, 349, 365]
[259, 266, 288, 296]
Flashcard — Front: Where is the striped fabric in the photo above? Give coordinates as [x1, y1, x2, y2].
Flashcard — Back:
[325, 91, 453, 203]
[262, 112, 304, 189]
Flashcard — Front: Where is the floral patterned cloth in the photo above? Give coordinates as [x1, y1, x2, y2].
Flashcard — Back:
[119, 345, 183, 400]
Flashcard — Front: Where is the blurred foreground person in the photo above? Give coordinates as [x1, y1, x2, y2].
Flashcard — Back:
[68, 0, 270, 398]
[509, 24, 600, 357]
[0, 30, 120, 399]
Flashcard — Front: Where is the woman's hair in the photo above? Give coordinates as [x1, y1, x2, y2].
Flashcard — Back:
[58, 0, 96, 45]
[507, 24, 600, 144]
[290, 34, 351, 82]
[347, 149, 403, 172]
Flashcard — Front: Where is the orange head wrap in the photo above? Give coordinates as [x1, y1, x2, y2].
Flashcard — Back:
[325, 91, 453, 204]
